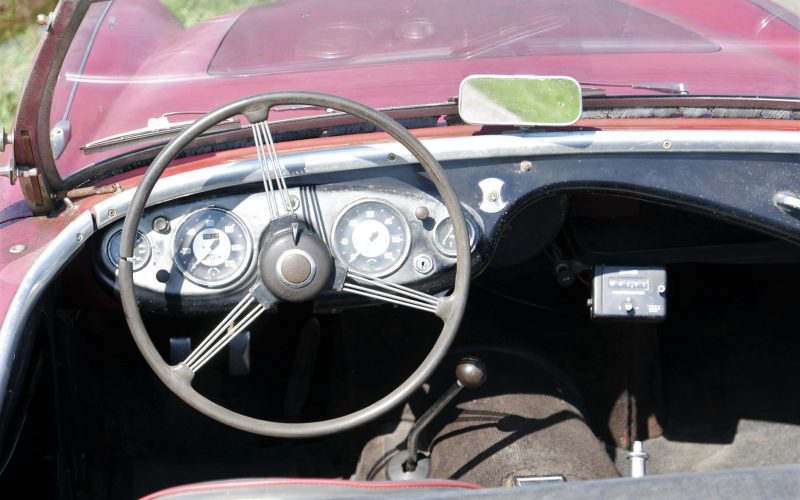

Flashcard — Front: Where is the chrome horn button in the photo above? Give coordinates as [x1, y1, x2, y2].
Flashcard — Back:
[276, 249, 316, 288]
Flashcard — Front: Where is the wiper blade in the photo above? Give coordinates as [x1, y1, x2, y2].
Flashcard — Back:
[82, 115, 241, 154]
[580, 81, 689, 95]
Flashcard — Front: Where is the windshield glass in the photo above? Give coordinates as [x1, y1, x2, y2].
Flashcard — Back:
[50, 0, 800, 178]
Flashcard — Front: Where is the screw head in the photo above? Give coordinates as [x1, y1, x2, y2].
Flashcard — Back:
[520, 161, 532, 172]
[107, 208, 116, 218]
[487, 191, 498, 202]
[75, 234, 83, 242]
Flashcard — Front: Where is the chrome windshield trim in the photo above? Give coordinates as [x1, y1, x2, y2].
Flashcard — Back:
[93, 129, 800, 228]
[0, 211, 94, 414]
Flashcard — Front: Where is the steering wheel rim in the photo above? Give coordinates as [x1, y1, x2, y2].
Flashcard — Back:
[119, 92, 471, 438]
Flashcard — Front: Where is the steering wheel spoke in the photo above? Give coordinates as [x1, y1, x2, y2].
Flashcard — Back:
[342, 269, 444, 317]
[182, 291, 267, 373]
[251, 120, 295, 220]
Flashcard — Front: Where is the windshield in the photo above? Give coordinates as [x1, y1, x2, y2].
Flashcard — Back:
[50, 0, 800, 178]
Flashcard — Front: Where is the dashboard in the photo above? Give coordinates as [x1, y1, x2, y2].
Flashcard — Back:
[95, 185, 482, 312]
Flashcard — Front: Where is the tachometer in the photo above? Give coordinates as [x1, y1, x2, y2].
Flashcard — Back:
[173, 208, 252, 287]
[331, 200, 410, 276]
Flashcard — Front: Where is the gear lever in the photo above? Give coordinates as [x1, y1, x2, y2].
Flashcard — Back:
[387, 356, 487, 480]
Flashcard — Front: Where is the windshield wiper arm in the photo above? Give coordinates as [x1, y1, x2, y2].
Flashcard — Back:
[580, 81, 689, 95]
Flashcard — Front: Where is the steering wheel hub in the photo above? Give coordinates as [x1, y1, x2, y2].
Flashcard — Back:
[277, 250, 316, 287]
[259, 222, 332, 302]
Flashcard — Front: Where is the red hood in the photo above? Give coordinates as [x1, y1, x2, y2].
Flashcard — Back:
[50, 0, 800, 179]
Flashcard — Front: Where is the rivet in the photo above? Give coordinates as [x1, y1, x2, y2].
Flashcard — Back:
[387, 153, 397, 162]
[662, 140, 672, 149]
[107, 208, 116, 218]
[75, 234, 83, 242]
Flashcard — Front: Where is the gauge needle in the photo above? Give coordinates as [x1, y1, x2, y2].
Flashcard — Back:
[191, 239, 219, 271]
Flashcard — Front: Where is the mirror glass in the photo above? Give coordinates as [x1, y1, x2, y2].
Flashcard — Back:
[458, 75, 582, 126]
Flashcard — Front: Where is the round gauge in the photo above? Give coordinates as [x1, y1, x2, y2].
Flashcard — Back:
[433, 217, 478, 257]
[173, 208, 253, 287]
[107, 230, 151, 271]
[331, 200, 411, 276]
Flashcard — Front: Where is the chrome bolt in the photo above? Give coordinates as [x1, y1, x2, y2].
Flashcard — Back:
[289, 195, 300, 211]
[487, 191, 499, 202]
[414, 206, 429, 220]
[657, 284, 666, 294]
[107, 208, 116, 218]
[520, 161, 532, 172]
[9, 244, 26, 254]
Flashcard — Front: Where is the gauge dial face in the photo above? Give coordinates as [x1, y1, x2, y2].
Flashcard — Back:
[173, 208, 252, 287]
[433, 217, 477, 257]
[332, 200, 411, 276]
[107, 230, 151, 271]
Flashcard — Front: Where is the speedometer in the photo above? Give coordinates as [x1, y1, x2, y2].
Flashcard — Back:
[173, 208, 253, 287]
[331, 200, 410, 277]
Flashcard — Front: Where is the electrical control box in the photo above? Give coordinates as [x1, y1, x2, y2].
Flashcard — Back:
[590, 266, 666, 321]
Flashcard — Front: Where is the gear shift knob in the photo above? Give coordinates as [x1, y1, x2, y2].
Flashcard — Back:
[455, 356, 487, 389]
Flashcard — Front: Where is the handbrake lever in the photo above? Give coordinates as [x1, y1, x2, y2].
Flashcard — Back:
[387, 356, 487, 480]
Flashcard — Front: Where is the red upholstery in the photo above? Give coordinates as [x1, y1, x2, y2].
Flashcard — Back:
[141, 478, 481, 499]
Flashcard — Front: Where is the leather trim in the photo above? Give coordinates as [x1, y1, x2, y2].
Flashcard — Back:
[141, 478, 481, 499]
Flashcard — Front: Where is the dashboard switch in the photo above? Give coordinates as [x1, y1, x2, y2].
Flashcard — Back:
[590, 266, 666, 322]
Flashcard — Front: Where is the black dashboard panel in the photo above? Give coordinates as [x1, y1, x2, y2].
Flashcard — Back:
[95, 184, 484, 313]
[95, 151, 800, 313]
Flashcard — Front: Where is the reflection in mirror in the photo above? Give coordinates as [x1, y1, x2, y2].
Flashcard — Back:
[459, 75, 582, 126]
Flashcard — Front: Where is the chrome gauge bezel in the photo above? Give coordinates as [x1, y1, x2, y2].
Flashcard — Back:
[330, 198, 412, 278]
[106, 229, 151, 271]
[172, 207, 254, 288]
[433, 216, 478, 258]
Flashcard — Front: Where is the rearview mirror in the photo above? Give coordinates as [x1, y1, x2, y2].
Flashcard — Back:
[458, 75, 582, 127]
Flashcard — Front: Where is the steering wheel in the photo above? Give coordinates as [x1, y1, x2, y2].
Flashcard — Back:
[118, 92, 470, 438]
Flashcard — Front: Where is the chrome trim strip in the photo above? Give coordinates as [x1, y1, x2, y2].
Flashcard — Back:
[0, 211, 94, 413]
[94, 129, 800, 228]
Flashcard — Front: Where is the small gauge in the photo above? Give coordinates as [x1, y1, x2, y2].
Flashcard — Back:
[173, 208, 253, 287]
[331, 200, 411, 276]
[107, 230, 151, 271]
[433, 216, 478, 257]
